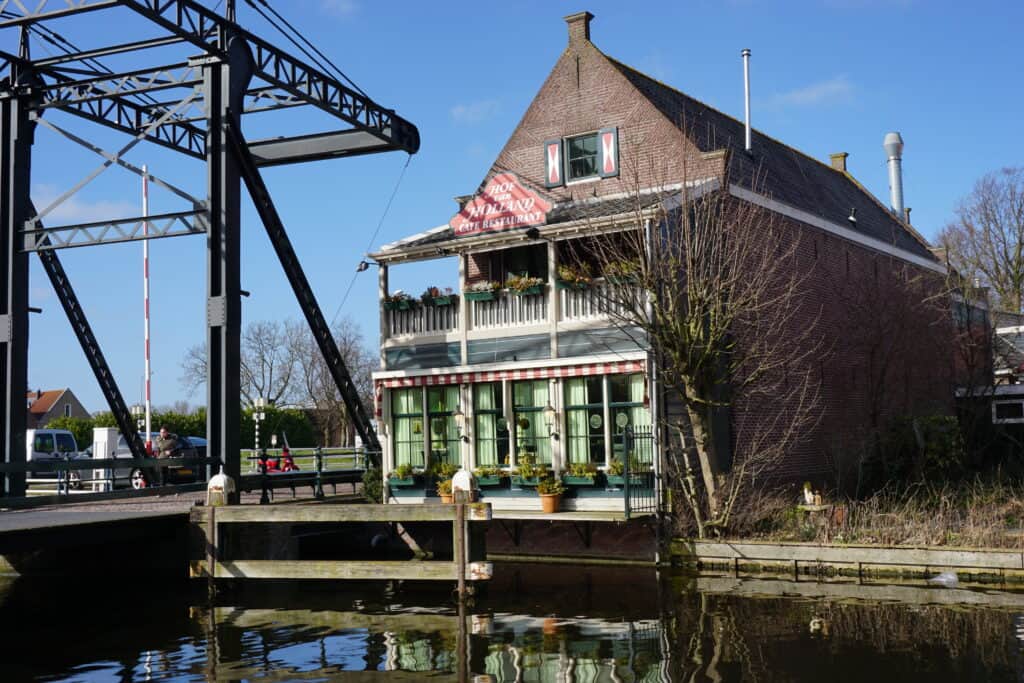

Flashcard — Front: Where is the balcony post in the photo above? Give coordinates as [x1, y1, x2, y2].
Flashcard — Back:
[378, 262, 388, 369]
[459, 253, 468, 365]
[548, 239, 559, 358]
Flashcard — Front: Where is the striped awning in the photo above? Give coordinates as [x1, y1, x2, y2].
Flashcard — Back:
[375, 360, 645, 389]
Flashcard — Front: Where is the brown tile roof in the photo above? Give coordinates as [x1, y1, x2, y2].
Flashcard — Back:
[27, 389, 65, 415]
[604, 56, 936, 261]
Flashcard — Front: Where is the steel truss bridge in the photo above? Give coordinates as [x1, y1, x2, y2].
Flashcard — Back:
[0, 0, 418, 500]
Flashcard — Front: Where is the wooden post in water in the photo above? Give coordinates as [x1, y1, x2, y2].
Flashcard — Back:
[454, 490, 469, 599]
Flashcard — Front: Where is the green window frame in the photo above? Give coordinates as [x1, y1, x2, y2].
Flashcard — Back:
[474, 383, 509, 467]
[391, 388, 424, 469]
[427, 385, 461, 470]
[564, 376, 606, 465]
[566, 133, 598, 181]
[512, 379, 552, 465]
[609, 373, 652, 467]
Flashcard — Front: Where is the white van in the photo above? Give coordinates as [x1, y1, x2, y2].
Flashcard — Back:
[26, 428, 85, 488]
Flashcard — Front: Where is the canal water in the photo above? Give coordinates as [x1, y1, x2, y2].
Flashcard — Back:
[2, 563, 1022, 681]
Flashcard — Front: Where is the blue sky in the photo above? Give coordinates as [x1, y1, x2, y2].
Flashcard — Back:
[7, 0, 1022, 412]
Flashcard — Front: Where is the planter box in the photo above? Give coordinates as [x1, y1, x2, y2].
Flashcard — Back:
[432, 296, 455, 306]
[465, 291, 496, 302]
[556, 280, 589, 290]
[511, 475, 541, 488]
[605, 474, 644, 487]
[387, 476, 416, 488]
[511, 285, 544, 296]
[562, 475, 596, 486]
[383, 300, 412, 311]
[475, 475, 504, 487]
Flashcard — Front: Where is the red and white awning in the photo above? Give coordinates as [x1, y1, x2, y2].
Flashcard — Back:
[375, 360, 645, 390]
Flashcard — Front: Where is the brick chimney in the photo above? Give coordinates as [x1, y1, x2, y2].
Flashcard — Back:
[565, 11, 593, 45]
[829, 152, 848, 172]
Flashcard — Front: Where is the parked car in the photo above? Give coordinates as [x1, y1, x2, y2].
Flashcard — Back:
[26, 428, 89, 489]
[114, 432, 205, 489]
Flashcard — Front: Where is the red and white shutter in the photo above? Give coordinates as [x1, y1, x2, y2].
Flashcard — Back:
[598, 127, 619, 178]
[543, 139, 563, 188]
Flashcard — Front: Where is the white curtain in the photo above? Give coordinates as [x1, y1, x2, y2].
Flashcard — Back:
[474, 384, 498, 466]
[392, 389, 423, 468]
[565, 378, 589, 464]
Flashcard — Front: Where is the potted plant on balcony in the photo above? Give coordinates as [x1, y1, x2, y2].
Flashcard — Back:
[604, 259, 638, 285]
[506, 274, 545, 296]
[437, 478, 454, 504]
[388, 462, 417, 488]
[421, 286, 457, 307]
[556, 263, 592, 290]
[562, 461, 598, 486]
[383, 291, 415, 310]
[465, 280, 501, 302]
[473, 464, 506, 488]
[536, 475, 566, 513]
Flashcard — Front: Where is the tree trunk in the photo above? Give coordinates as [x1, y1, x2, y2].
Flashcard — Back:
[683, 387, 721, 519]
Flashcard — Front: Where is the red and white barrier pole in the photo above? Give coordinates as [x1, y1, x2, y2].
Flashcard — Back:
[143, 165, 153, 454]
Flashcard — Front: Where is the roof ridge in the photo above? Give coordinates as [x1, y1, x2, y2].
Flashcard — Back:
[602, 52, 934, 254]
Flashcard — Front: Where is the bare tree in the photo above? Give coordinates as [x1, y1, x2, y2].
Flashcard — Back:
[938, 167, 1024, 313]
[575, 160, 820, 537]
[179, 319, 300, 407]
[290, 317, 375, 447]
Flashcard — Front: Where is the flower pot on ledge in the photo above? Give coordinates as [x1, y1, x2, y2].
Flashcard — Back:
[465, 291, 496, 302]
[539, 493, 561, 513]
[432, 295, 455, 306]
[388, 476, 416, 488]
[511, 475, 541, 488]
[476, 475, 504, 487]
[562, 475, 596, 486]
[556, 280, 588, 290]
[511, 285, 544, 296]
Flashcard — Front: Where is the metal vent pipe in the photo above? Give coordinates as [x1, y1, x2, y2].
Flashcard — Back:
[884, 131, 905, 215]
[742, 48, 752, 152]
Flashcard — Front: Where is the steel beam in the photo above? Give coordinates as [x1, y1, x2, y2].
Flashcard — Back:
[204, 32, 252, 497]
[0, 72, 34, 497]
[0, 1, 117, 27]
[248, 130, 395, 168]
[227, 121, 382, 456]
[22, 209, 207, 251]
[121, 0, 419, 154]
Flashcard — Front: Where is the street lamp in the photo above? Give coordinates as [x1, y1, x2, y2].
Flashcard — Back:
[543, 403, 558, 439]
[253, 397, 267, 451]
[452, 408, 468, 443]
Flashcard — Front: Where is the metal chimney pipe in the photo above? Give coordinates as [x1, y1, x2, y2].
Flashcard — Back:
[883, 131, 905, 215]
[742, 49, 752, 153]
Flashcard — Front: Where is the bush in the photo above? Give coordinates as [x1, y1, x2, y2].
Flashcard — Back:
[363, 466, 382, 503]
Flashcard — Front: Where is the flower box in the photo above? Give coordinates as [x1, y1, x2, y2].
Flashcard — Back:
[383, 299, 412, 311]
[605, 474, 644, 488]
[432, 295, 455, 306]
[388, 476, 417, 488]
[556, 279, 588, 290]
[476, 475, 504, 487]
[511, 475, 541, 488]
[562, 475, 596, 486]
[511, 285, 544, 296]
[465, 291, 496, 302]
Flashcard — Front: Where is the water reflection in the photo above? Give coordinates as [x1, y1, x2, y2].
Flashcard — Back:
[2, 565, 1023, 681]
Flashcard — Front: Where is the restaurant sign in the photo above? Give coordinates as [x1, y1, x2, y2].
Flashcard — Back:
[450, 173, 551, 237]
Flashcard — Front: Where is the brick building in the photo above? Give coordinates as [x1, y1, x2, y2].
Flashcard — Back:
[369, 12, 953, 510]
[26, 388, 90, 429]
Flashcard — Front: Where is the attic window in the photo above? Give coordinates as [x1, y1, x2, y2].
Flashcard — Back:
[566, 133, 599, 180]
[544, 127, 619, 188]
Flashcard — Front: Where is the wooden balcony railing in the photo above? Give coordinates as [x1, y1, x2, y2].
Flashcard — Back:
[386, 302, 460, 338]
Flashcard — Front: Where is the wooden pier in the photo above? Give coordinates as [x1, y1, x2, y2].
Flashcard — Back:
[190, 502, 493, 591]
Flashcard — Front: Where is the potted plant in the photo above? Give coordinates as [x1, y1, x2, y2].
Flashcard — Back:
[421, 285, 457, 306]
[604, 259, 638, 285]
[465, 280, 501, 302]
[506, 274, 545, 296]
[605, 455, 646, 487]
[562, 461, 597, 486]
[536, 475, 566, 513]
[511, 452, 546, 487]
[437, 478, 454, 504]
[556, 263, 592, 290]
[383, 291, 414, 310]
[388, 462, 417, 487]
[474, 464, 506, 487]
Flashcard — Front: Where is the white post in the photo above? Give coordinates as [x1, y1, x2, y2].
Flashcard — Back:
[142, 165, 152, 452]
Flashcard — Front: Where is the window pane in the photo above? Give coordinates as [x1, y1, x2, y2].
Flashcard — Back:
[474, 383, 508, 467]
[427, 386, 460, 468]
[392, 388, 422, 416]
[55, 433, 76, 452]
[567, 133, 598, 180]
[513, 380, 551, 465]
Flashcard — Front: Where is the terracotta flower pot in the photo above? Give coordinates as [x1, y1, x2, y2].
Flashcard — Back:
[440, 493, 453, 504]
[539, 493, 561, 514]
